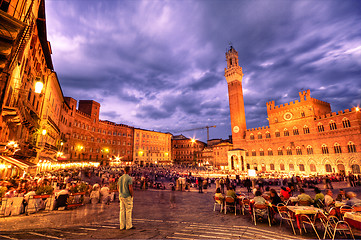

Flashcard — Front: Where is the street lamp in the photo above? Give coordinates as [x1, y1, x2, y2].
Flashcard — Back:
[34, 80, 44, 94]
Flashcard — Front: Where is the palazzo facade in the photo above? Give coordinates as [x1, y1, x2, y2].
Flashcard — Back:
[225, 46, 361, 175]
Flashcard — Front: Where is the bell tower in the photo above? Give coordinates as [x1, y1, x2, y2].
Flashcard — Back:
[225, 46, 247, 148]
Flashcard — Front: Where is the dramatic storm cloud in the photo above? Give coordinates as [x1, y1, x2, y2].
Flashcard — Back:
[45, 0, 361, 142]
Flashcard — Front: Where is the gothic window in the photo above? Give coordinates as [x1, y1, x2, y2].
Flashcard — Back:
[301, 112, 305, 117]
[252, 150, 256, 156]
[265, 132, 271, 138]
[275, 118, 278, 123]
[342, 118, 351, 128]
[275, 130, 280, 137]
[278, 147, 283, 156]
[280, 163, 285, 171]
[270, 164, 275, 171]
[259, 148, 264, 156]
[293, 127, 299, 135]
[322, 144, 329, 154]
[352, 164, 360, 174]
[258, 133, 262, 139]
[318, 123, 325, 132]
[296, 146, 302, 155]
[307, 145, 313, 155]
[348, 141, 356, 153]
[299, 164, 305, 171]
[325, 164, 332, 173]
[268, 148, 273, 156]
[329, 121, 337, 130]
[250, 134, 255, 140]
[289, 164, 295, 171]
[284, 128, 289, 136]
[286, 147, 292, 155]
[303, 125, 310, 134]
[310, 164, 317, 172]
[334, 143, 342, 154]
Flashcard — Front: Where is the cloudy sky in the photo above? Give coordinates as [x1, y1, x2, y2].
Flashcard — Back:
[45, 0, 361, 142]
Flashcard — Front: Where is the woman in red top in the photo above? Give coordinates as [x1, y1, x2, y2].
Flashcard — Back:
[280, 186, 290, 200]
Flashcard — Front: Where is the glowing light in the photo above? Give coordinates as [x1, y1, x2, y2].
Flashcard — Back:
[356, 107, 360, 112]
[41, 129, 47, 135]
[8, 141, 15, 146]
[34, 81, 43, 94]
[191, 138, 196, 143]
[60, 142, 64, 146]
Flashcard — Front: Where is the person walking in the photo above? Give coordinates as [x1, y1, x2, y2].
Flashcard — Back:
[118, 166, 134, 230]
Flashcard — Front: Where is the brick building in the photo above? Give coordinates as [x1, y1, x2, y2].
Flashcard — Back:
[172, 134, 206, 165]
[133, 128, 172, 166]
[225, 46, 361, 175]
[63, 98, 134, 164]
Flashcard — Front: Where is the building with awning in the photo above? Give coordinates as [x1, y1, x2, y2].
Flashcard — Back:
[0, 155, 37, 179]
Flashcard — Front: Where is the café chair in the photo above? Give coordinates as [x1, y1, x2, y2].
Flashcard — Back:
[253, 204, 271, 226]
[352, 203, 361, 212]
[340, 205, 352, 219]
[224, 196, 236, 215]
[277, 203, 296, 235]
[299, 214, 320, 239]
[323, 215, 354, 240]
[241, 198, 250, 215]
[213, 196, 223, 212]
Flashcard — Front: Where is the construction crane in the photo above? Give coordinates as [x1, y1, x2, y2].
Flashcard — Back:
[176, 125, 216, 141]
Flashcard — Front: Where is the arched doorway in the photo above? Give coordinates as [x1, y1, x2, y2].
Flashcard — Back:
[337, 164, 345, 174]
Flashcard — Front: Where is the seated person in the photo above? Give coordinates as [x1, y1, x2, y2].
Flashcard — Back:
[253, 190, 266, 205]
[226, 186, 237, 200]
[297, 188, 313, 205]
[280, 187, 291, 200]
[263, 186, 271, 199]
[336, 189, 347, 201]
[314, 187, 325, 208]
[214, 188, 224, 204]
[270, 189, 283, 207]
[324, 189, 335, 208]
[346, 192, 361, 206]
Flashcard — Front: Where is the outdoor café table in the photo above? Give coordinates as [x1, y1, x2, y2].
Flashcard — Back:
[287, 205, 322, 234]
[344, 212, 361, 230]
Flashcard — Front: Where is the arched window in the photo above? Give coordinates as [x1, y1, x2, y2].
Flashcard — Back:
[252, 149, 256, 156]
[286, 147, 292, 155]
[275, 130, 280, 137]
[259, 148, 264, 156]
[270, 164, 275, 171]
[352, 164, 360, 174]
[322, 144, 329, 154]
[289, 164, 295, 171]
[250, 133, 255, 140]
[348, 142, 356, 153]
[334, 143, 342, 153]
[258, 132, 262, 139]
[284, 128, 289, 136]
[278, 147, 283, 156]
[299, 164, 305, 171]
[342, 118, 351, 128]
[293, 126, 299, 135]
[318, 123, 325, 132]
[303, 125, 310, 134]
[275, 118, 278, 123]
[280, 163, 285, 171]
[301, 111, 305, 117]
[329, 120, 337, 130]
[296, 146, 302, 155]
[310, 164, 317, 172]
[307, 145, 313, 155]
[325, 164, 332, 173]
[265, 131, 271, 138]
[268, 148, 273, 156]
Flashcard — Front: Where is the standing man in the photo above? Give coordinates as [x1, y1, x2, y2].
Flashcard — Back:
[118, 166, 134, 230]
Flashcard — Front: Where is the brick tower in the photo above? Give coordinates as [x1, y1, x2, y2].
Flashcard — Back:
[225, 46, 246, 149]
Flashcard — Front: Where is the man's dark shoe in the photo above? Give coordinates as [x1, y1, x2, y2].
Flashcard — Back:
[127, 226, 136, 230]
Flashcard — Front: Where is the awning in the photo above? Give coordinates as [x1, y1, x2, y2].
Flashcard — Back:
[0, 156, 37, 169]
